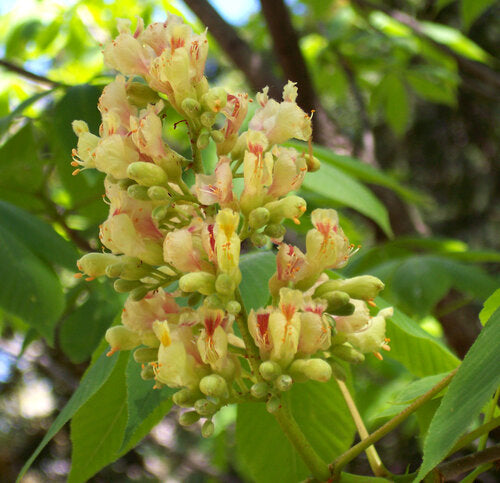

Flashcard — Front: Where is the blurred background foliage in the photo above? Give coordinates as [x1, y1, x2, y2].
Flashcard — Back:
[0, 0, 498, 481]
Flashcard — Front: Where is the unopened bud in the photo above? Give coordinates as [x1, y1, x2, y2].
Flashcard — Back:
[250, 382, 268, 399]
[114, 279, 142, 293]
[188, 292, 202, 307]
[266, 396, 281, 414]
[127, 183, 149, 200]
[147, 185, 171, 200]
[105, 326, 139, 352]
[117, 178, 135, 190]
[259, 361, 282, 381]
[210, 130, 225, 143]
[305, 154, 321, 172]
[141, 331, 160, 348]
[106, 257, 152, 280]
[179, 411, 201, 426]
[275, 374, 293, 392]
[314, 276, 385, 301]
[197, 130, 210, 150]
[264, 223, 286, 239]
[127, 162, 167, 187]
[331, 344, 365, 364]
[249, 207, 270, 229]
[199, 374, 229, 399]
[200, 111, 216, 128]
[290, 358, 332, 382]
[173, 388, 200, 408]
[179, 272, 216, 296]
[329, 360, 347, 381]
[202, 87, 227, 112]
[194, 398, 218, 417]
[126, 82, 160, 108]
[77, 253, 119, 277]
[201, 419, 215, 438]
[332, 302, 355, 316]
[133, 347, 158, 363]
[130, 285, 151, 301]
[215, 273, 235, 295]
[204, 294, 223, 309]
[152, 205, 169, 222]
[181, 97, 201, 117]
[322, 291, 351, 314]
[265, 195, 307, 224]
[140, 364, 155, 380]
[250, 232, 268, 248]
[226, 300, 241, 315]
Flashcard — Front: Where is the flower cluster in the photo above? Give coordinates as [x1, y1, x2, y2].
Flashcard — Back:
[73, 15, 392, 433]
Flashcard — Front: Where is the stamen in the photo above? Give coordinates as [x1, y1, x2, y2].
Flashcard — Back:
[373, 351, 383, 360]
[74, 273, 83, 279]
[381, 344, 391, 352]
[106, 347, 119, 357]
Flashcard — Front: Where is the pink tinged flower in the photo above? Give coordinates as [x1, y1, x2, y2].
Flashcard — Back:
[196, 308, 228, 366]
[129, 101, 167, 161]
[216, 93, 249, 155]
[276, 243, 307, 282]
[334, 299, 371, 334]
[195, 156, 234, 207]
[201, 222, 217, 264]
[306, 208, 351, 271]
[249, 81, 312, 145]
[214, 208, 241, 275]
[248, 309, 273, 355]
[267, 147, 307, 198]
[94, 134, 140, 179]
[298, 300, 331, 355]
[240, 149, 273, 215]
[71, 121, 99, 173]
[139, 16, 185, 56]
[163, 227, 211, 273]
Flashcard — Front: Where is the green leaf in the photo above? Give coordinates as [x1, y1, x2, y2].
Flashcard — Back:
[120, 353, 174, 451]
[0, 224, 64, 343]
[382, 74, 410, 136]
[302, 162, 393, 237]
[461, 0, 496, 29]
[17, 351, 119, 481]
[417, 308, 500, 479]
[239, 251, 276, 310]
[479, 288, 500, 326]
[379, 298, 460, 377]
[0, 200, 78, 269]
[405, 68, 457, 106]
[236, 378, 355, 483]
[69, 351, 129, 483]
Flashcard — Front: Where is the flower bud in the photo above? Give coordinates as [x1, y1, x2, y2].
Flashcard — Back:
[215, 273, 235, 295]
[290, 358, 332, 382]
[250, 232, 268, 248]
[140, 364, 155, 380]
[127, 184, 150, 200]
[114, 279, 142, 293]
[181, 97, 201, 117]
[199, 374, 229, 399]
[259, 361, 282, 381]
[197, 130, 210, 150]
[331, 302, 355, 316]
[200, 111, 216, 128]
[210, 130, 225, 143]
[306, 154, 321, 172]
[265, 195, 307, 224]
[266, 396, 281, 414]
[264, 223, 286, 239]
[173, 388, 201, 408]
[106, 257, 152, 280]
[314, 276, 385, 301]
[105, 326, 140, 353]
[329, 360, 347, 381]
[202, 419, 215, 438]
[321, 291, 351, 314]
[188, 292, 202, 307]
[275, 374, 293, 392]
[130, 285, 151, 301]
[147, 185, 171, 200]
[179, 411, 201, 426]
[202, 87, 227, 112]
[179, 272, 216, 296]
[251, 382, 268, 399]
[77, 253, 119, 278]
[226, 300, 241, 315]
[126, 82, 160, 108]
[127, 161, 167, 187]
[141, 331, 160, 348]
[248, 207, 270, 229]
[194, 398, 218, 417]
[152, 205, 169, 222]
[204, 294, 224, 309]
[133, 347, 158, 363]
[117, 178, 135, 190]
[331, 344, 365, 364]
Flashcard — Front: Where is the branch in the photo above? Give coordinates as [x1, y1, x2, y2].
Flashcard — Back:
[436, 445, 500, 480]
[0, 59, 67, 88]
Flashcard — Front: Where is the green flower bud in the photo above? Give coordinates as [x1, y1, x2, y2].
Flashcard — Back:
[201, 419, 215, 438]
[200, 111, 216, 128]
[173, 388, 201, 408]
[194, 398, 218, 417]
[127, 183, 150, 200]
[250, 232, 268, 248]
[77, 253, 119, 278]
[127, 162, 167, 187]
[248, 207, 270, 229]
[266, 396, 281, 414]
[321, 291, 351, 314]
[306, 154, 321, 172]
[152, 205, 169, 223]
[226, 300, 241, 315]
[290, 358, 332, 382]
[259, 361, 282, 381]
[179, 272, 216, 296]
[130, 285, 151, 301]
[179, 411, 201, 426]
[331, 344, 365, 364]
[126, 82, 160, 108]
[215, 273, 235, 296]
[188, 292, 202, 307]
[265, 195, 307, 224]
[105, 257, 152, 280]
[204, 294, 224, 309]
[250, 382, 269, 399]
[210, 130, 225, 143]
[314, 276, 385, 301]
[140, 364, 155, 380]
[201, 87, 227, 112]
[114, 279, 142, 293]
[264, 223, 286, 239]
[199, 374, 229, 399]
[133, 347, 158, 363]
[141, 331, 160, 348]
[329, 360, 347, 381]
[181, 97, 201, 117]
[117, 178, 135, 190]
[197, 130, 210, 150]
[275, 374, 293, 392]
[105, 326, 140, 353]
[331, 302, 355, 316]
[147, 185, 171, 201]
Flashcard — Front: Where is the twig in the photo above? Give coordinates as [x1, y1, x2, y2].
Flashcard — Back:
[0, 59, 68, 88]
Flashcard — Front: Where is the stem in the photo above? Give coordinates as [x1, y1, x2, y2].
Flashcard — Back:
[332, 369, 457, 475]
[234, 288, 263, 381]
[459, 463, 493, 483]
[187, 122, 204, 173]
[478, 386, 500, 451]
[274, 397, 331, 482]
[335, 378, 389, 477]
[449, 415, 500, 455]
